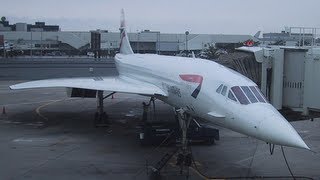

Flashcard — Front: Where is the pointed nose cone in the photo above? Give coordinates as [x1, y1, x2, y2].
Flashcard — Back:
[258, 114, 309, 150]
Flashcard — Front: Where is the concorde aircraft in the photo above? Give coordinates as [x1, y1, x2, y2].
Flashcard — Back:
[10, 10, 309, 151]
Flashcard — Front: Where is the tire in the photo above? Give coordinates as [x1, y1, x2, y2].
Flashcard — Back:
[207, 138, 215, 145]
[94, 112, 99, 128]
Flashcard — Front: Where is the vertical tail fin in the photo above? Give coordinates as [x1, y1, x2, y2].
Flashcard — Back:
[254, 31, 261, 38]
[119, 9, 134, 55]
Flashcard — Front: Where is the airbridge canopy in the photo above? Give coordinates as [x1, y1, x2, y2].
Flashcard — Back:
[222, 46, 320, 115]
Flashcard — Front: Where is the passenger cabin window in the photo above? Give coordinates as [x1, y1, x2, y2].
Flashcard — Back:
[216, 84, 223, 93]
[221, 86, 227, 96]
[231, 86, 250, 105]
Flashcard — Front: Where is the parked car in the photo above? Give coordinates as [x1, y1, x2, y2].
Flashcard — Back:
[87, 52, 94, 57]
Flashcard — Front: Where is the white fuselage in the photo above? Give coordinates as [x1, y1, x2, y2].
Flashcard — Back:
[114, 53, 309, 149]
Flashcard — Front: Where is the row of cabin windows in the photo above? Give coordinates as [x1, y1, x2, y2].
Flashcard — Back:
[216, 84, 267, 105]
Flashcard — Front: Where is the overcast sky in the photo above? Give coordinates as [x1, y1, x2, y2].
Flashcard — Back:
[1, 0, 320, 35]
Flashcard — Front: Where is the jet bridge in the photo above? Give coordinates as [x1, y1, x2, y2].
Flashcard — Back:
[220, 46, 320, 117]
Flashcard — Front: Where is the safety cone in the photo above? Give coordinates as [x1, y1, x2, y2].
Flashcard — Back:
[2, 106, 6, 115]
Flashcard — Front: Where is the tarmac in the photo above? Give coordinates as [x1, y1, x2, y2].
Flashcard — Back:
[0, 57, 320, 180]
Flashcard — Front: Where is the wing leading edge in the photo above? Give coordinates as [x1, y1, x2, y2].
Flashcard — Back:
[10, 76, 167, 96]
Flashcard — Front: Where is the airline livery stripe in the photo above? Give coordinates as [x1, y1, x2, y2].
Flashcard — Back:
[179, 74, 203, 84]
[179, 74, 203, 98]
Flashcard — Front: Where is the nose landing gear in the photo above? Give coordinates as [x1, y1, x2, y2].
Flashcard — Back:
[175, 108, 193, 174]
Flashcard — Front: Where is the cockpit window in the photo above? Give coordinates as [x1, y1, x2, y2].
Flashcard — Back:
[231, 86, 250, 105]
[216, 84, 223, 93]
[241, 86, 258, 103]
[249, 86, 266, 103]
[228, 91, 237, 102]
[256, 86, 268, 102]
[221, 86, 227, 96]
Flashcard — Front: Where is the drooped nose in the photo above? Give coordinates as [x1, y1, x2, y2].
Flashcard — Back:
[258, 113, 309, 150]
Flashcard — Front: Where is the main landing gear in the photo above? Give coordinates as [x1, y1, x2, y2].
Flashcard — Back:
[94, 90, 116, 127]
[142, 97, 156, 122]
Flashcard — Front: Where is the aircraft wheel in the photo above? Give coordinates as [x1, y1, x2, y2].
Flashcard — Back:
[102, 112, 109, 124]
[94, 112, 99, 127]
[207, 138, 215, 145]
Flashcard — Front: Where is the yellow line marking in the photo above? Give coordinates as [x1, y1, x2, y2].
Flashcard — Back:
[190, 166, 225, 180]
[1, 99, 63, 107]
[189, 166, 209, 180]
[35, 99, 69, 121]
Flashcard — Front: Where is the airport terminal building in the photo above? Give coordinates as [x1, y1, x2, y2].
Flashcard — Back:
[0, 19, 257, 56]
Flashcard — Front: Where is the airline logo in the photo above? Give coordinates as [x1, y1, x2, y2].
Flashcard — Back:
[244, 39, 254, 47]
[119, 9, 126, 50]
[179, 74, 203, 98]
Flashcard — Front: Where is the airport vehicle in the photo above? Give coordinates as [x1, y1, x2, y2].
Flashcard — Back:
[10, 10, 309, 154]
[87, 52, 94, 57]
[139, 118, 219, 146]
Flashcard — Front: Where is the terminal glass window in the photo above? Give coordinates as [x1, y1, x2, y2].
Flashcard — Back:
[231, 86, 250, 105]
[221, 86, 227, 96]
[241, 86, 258, 103]
[249, 86, 266, 103]
[228, 91, 237, 102]
[216, 84, 223, 93]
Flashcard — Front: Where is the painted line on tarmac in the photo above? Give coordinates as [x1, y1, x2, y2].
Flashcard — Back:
[12, 95, 128, 122]
[189, 166, 211, 180]
[235, 151, 269, 165]
[1, 99, 63, 107]
[35, 98, 70, 121]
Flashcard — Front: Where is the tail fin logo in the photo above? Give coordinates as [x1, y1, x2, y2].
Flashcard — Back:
[119, 9, 134, 55]
[119, 30, 126, 50]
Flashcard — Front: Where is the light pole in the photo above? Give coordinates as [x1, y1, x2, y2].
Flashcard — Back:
[185, 31, 189, 56]
[40, 30, 43, 56]
[30, 31, 33, 57]
[137, 32, 140, 53]
[157, 32, 160, 55]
